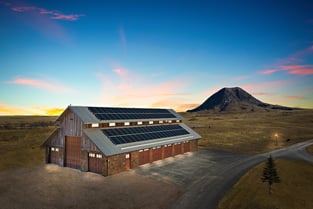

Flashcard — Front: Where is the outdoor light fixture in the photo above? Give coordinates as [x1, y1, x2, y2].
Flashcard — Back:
[275, 133, 278, 146]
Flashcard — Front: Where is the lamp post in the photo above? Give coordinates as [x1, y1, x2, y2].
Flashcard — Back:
[275, 133, 278, 146]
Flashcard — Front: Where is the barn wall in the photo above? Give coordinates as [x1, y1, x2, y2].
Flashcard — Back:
[190, 139, 198, 152]
[130, 151, 139, 168]
[60, 109, 83, 141]
[107, 153, 127, 175]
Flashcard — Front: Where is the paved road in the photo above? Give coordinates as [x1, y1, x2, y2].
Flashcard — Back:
[134, 139, 313, 209]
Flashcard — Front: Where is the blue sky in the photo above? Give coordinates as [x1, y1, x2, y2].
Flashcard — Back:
[1, 0, 313, 115]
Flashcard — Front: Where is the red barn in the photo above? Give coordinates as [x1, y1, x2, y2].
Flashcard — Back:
[43, 106, 201, 176]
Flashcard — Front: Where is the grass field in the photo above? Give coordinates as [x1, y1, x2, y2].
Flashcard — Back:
[0, 116, 57, 171]
[217, 159, 313, 209]
[181, 109, 313, 154]
[306, 144, 313, 155]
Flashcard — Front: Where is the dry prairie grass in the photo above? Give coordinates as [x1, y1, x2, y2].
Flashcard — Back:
[217, 159, 313, 209]
[0, 116, 57, 171]
[181, 109, 313, 154]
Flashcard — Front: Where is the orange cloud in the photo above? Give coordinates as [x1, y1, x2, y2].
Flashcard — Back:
[8, 77, 72, 93]
[279, 65, 313, 75]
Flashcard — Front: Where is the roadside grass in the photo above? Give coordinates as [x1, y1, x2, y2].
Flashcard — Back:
[306, 144, 313, 155]
[0, 116, 56, 171]
[217, 159, 313, 209]
[181, 109, 313, 154]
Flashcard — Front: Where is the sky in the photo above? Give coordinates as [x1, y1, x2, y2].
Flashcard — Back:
[1, 0, 313, 115]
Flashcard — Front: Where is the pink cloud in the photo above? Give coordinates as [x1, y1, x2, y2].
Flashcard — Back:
[7, 3, 84, 21]
[96, 69, 190, 109]
[113, 68, 127, 77]
[279, 65, 313, 75]
[259, 69, 278, 75]
[8, 77, 72, 93]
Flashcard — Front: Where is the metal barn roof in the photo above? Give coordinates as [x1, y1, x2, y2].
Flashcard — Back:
[65, 106, 183, 123]
[84, 123, 200, 156]
[52, 105, 200, 156]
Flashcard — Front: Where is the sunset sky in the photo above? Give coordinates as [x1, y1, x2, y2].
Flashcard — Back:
[1, 0, 313, 115]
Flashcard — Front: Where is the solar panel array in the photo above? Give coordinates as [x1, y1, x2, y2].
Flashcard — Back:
[102, 124, 189, 145]
[88, 107, 177, 121]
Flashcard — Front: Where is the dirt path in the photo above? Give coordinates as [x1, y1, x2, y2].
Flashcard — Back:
[0, 165, 182, 209]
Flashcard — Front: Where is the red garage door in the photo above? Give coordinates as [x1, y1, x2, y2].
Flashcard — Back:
[138, 149, 150, 165]
[174, 143, 182, 155]
[151, 147, 162, 162]
[50, 147, 58, 164]
[88, 153, 103, 174]
[65, 136, 81, 169]
[183, 141, 190, 153]
[163, 144, 173, 158]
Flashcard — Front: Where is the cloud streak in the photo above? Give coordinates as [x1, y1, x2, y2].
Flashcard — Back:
[279, 65, 313, 75]
[8, 77, 73, 93]
[9, 5, 84, 21]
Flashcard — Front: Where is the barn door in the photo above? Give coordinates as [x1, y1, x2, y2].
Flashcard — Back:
[164, 144, 173, 158]
[152, 147, 162, 162]
[50, 147, 58, 164]
[138, 149, 150, 165]
[65, 136, 81, 169]
[184, 141, 190, 153]
[174, 143, 182, 155]
[88, 153, 103, 174]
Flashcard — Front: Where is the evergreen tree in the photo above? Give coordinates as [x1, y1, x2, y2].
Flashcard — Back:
[261, 155, 280, 194]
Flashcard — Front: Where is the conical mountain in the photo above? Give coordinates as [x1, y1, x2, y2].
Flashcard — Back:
[188, 87, 294, 112]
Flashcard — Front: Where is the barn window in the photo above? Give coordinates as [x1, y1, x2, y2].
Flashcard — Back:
[55, 148, 59, 152]
[139, 149, 143, 152]
[176, 120, 180, 123]
[96, 154, 102, 158]
[124, 122, 130, 126]
[125, 154, 130, 159]
[89, 153, 95, 158]
[51, 147, 55, 151]
[91, 123, 99, 128]
[159, 120, 163, 124]
[137, 121, 143, 125]
[109, 122, 116, 127]
[168, 120, 172, 123]
[149, 121, 153, 124]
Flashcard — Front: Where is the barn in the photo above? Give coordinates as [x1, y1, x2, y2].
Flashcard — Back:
[42, 106, 201, 176]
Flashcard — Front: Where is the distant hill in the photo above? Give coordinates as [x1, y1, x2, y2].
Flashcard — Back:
[187, 87, 296, 112]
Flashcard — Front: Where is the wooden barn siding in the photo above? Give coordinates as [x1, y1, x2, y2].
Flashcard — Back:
[190, 139, 198, 152]
[59, 109, 83, 145]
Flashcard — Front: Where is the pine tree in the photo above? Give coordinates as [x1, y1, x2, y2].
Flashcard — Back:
[261, 155, 280, 194]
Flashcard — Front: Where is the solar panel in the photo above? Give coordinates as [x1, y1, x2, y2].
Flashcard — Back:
[88, 107, 177, 121]
[102, 124, 190, 145]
